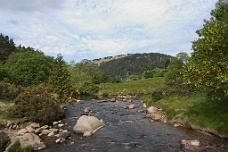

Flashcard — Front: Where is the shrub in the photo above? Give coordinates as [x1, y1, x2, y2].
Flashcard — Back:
[7, 86, 64, 125]
[0, 82, 24, 100]
[151, 90, 163, 102]
[79, 82, 99, 95]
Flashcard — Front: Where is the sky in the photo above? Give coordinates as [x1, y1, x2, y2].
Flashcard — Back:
[0, 0, 217, 62]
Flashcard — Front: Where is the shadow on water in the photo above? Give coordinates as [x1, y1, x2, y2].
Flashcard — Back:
[38, 100, 228, 152]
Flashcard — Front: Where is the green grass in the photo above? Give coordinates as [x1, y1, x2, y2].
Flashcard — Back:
[98, 77, 165, 95]
[143, 94, 228, 136]
[99, 78, 228, 137]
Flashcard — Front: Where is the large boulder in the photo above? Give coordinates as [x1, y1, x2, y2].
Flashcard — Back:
[0, 131, 10, 151]
[73, 115, 104, 135]
[13, 133, 46, 150]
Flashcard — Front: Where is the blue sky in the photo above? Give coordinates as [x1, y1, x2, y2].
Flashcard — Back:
[0, 0, 217, 62]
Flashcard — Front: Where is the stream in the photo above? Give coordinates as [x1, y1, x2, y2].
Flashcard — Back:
[38, 100, 228, 152]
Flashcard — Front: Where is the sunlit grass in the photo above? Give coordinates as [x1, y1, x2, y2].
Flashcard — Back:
[98, 77, 165, 95]
[144, 94, 228, 135]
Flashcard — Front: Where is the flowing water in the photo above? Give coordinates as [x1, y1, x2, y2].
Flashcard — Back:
[39, 100, 228, 152]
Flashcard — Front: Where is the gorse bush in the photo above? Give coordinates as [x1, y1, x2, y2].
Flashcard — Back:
[7, 86, 64, 125]
[0, 82, 24, 100]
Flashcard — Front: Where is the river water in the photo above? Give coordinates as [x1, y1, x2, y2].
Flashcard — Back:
[39, 100, 228, 152]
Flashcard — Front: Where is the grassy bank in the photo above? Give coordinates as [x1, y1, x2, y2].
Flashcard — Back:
[98, 77, 165, 95]
[98, 78, 228, 138]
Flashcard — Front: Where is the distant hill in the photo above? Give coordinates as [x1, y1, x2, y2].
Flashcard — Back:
[98, 53, 175, 77]
[92, 54, 128, 66]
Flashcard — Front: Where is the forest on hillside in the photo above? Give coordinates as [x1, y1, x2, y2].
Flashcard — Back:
[98, 53, 175, 77]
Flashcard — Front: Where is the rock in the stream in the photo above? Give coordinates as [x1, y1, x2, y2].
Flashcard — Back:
[73, 115, 104, 134]
[110, 98, 116, 102]
[146, 106, 158, 114]
[0, 131, 10, 151]
[124, 104, 135, 109]
[83, 131, 92, 137]
[83, 107, 92, 116]
[59, 130, 71, 139]
[174, 123, 183, 127]
[142, 103, 147, 108]
[181, 139, 201, 147]
[28, 122, 40, 129]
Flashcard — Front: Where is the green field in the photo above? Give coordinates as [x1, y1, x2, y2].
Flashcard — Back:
[98, 77, 165, 95]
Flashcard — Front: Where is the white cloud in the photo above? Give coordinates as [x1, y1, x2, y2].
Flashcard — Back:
[0, 0, 217, 62]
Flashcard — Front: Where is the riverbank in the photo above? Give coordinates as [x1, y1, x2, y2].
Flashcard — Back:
[143, 94, 228, 139]
[98, 78, 228, 139]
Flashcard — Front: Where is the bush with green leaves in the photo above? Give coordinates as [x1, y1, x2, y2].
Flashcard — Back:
[6, 50, 54, 86]
[186, 0, 228, 100]
[48, 54, 72, 102]
[151, 90, 163, 102]
[0, 82, 24, 100]
[143, 70, 154, 79]
[79, 82, 99, 95]
[7, 86, 64, 125]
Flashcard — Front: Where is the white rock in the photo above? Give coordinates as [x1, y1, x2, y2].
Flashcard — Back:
[174, 123, 183, 127]
[73, 115, 104, 134]
[52, 121, 58, 126]
[127, 104, 135, 109]
[17, 129, 28, 136]
[147, 106, 158, 114]
[41, 129, 50, 135]
[26, 126, 35, 133]
[83, 131, 92, 137]
[56, 138, 61, 143]
[29, 123, 40, 129]
[35, 128, 42, 134]
[41, 125, 49, 129]
[47, 130, 55, 137]
[143, 103, 147, 108]
[181, 139, 201, 147]
[58, 123, 64, 128]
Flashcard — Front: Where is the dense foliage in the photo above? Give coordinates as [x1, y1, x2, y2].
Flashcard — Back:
[48, 54, 72, 101]
[98, 53, 175, 78]
[7, 86, 64, 125]
[0, 33, 16, 63]
[6, 49, 54, 86]
[186, 0, 228, 100]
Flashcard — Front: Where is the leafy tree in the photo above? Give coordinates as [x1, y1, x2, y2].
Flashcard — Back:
[0, 61, 8, 81]
[69, 61, 104, 94]
[164, 58, 184, 85]
[48, 54, 72, 101]
[0, 33, 16, 63]
[6, 50, 54, 86]
[91, 71, 110, 84]
[153, 68, 164, 77]
[176, 52, 189, 64]
[143, 70, 154, 79]
[186, 0, 228, 99]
